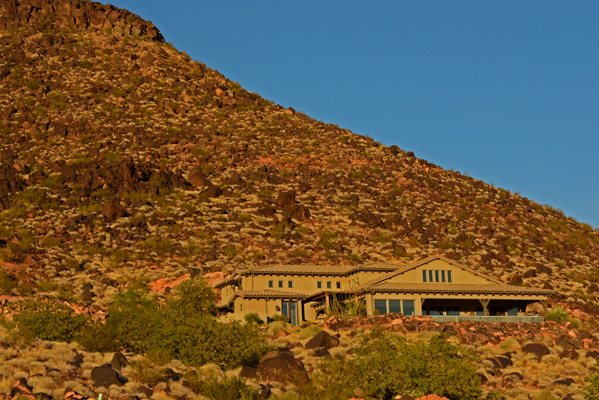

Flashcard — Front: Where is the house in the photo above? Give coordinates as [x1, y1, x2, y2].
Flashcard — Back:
[215, 255, 552, 325]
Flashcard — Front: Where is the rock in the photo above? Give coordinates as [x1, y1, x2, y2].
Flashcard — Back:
[110, 352, 128, 370]
[91, 365, 123, 388]
[200, 185, 221, 198]
[522, 343, 550, 359]
[298, 182, 311, 193]
[259, 385, 271, 400]
[349, 194, 359, 206]
[240, 366, 258, 380]
[586, 350, 599, 359]
[187, 169, 211, 187]
[274, 191, 296, 207]
[137, 386, 153, 397]
[103, 199, 125, 221]
[475, 373, 489, 384]
[485, 356, 512, 369]
[560, 350, 579, 360]
[64, 390, 88, 400]
[257, 351, 310, 387]
[508, 274, 523, 286]
[305, 331, 339, 350]
[164, 368, 181, 381]
[553, 377, 575, 386]
[312, 347, 330, 357]
[503, 372, 523, 381]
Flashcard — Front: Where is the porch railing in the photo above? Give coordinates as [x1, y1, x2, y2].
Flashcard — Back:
[428, 315, 544, 323]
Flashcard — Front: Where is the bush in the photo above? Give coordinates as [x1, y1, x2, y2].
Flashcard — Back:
[583, 373, 599, 400]
[244, 312, 263, 325]
[544, 305, 569, 323]
[167, 277, 217, 317]
[352, 331, 481, 400]
[5, 300, 88, 342]
[201, 375, 258, 400]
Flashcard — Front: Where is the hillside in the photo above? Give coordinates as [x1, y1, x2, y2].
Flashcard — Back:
[0, 0, 598, 315]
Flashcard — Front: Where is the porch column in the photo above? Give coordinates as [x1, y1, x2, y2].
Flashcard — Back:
[479, 299, 490, 316]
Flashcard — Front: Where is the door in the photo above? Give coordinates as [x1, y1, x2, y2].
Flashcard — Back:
[282, 301, 298, 325]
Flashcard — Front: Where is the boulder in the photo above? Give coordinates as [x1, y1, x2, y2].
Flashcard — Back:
[522, 343, 550, 359]
[305, 331, 339, 350]
[553, 377, 575, 386]
[91, 365, 123, 388]
[103, 199, 125, 221]
[274, 191, 296, 207]
[187, 169, 211, 187]
[110, 352, 128, 370]
[239, 366, 258, 380]
[485, 356, 512, 369]
[257, 351, 310, 386]
[312, 347, 330, 357]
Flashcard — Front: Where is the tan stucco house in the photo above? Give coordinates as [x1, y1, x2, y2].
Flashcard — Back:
[215, 255, 552, 325]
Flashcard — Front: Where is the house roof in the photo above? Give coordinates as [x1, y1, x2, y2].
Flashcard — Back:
[363, 282, 553, 296]
[235, 262, 400, 277]
[352, 255, 503, 292]
[236, 290, 310, 299]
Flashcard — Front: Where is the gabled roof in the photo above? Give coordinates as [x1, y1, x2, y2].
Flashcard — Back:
[353, 255, 502, 292]
[242, 262, 399, 276]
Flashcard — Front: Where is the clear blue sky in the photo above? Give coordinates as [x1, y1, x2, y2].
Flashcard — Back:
[104, 1, 599, 227]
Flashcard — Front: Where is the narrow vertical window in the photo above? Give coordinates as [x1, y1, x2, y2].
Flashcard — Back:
[435, 270, 440, 282]
[269, 280, 274, 288]
[422, 270, 427, 282]
[327, 282, 332, 289]
[441, 271, 446, 282]
[429, 270, 434, 282]
[336, 282, 341, 289]
[279, 281, 283, 288]
[288, 281, 293, 288]
[317, 281, 322, 289]
[447, 270, 453, 283]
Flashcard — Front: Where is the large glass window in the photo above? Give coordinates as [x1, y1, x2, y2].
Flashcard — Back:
[422, 270, 427, 282]
[389, 300, 402, 314]
[447, 307, 461, 316]
[282, 301, 298, 325]
[403, 300, 415, 316]
[374, 299, 387, 315]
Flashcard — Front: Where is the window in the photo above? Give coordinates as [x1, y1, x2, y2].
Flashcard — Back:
[327, 282, 332, 289]
[429, 270, 434, 282]
[441, 271, 446, 282]
[336, 282, 341, 289]
[278, 281, 283, 288]
[374, 299, 387, 315]
[435, 270, 440, 282]
[239, 303, 243, 311]
[317, 281, 322, 289]
[422, 270, 427, 282]
[403, 300, 415, 316]
[269, 280, 274, 288]
[447, 270, 453, 282]
[389, 300, 402, 314]
[288, 281, 293, 288]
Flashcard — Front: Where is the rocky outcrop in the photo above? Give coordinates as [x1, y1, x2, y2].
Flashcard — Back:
[0, 0, 164, 41]
[257, 351, 310, 387]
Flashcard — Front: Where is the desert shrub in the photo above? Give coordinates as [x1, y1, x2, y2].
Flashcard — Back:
[582, 373, 599, 400]
[270, 314, 290, 323]
[244, 312, 263, 325]
[301, 356, 358, 400]
[544, 305, 569, 323]
[0, 271, 17, 294]
[199, 375, 258, 400]
[351, 330, 481, 400]
[4, 300, 88, 342]
[80, 281, 271, 369]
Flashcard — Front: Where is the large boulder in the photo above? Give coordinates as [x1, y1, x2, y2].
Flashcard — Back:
[91, 365, 124, 388]
[305, 331, 339, 350]
[522, 343, 550, 359]
[110, 352, 128, 371]
[257, 351, 310, 387]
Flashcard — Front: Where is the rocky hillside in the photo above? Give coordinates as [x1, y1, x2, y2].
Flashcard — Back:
[0, 0, 598, 312]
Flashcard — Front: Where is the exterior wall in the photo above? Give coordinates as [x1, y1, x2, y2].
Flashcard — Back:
[218, 282, 238, 306]
[248, 273, 349, 292]
[387, 259, 493, 285]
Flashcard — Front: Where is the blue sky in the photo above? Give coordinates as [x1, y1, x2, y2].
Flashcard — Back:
[104, 1, 599, 226]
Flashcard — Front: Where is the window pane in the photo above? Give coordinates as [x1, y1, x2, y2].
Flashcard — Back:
[389, 300, 402, 314]
[374, 299, 387, 315]
[317, 282, 322, 288]
[279, 281, 283, 288]
[447, 271, 453, 282]
[288, 281, 293, 288]
[435, 270, 439, 282]
[282, 302, 288, 317]
[507, 307, 519, 316]
[327, 282, 331, 289]
[441, 271, 446, 282]
[336, 282, 341, 289]
[429, 270, 434, 282]
[447, 307, 460, 316]
[269, 280, 274, 288]
[422, 270, 427, 282]
[403, 300, 415, 316]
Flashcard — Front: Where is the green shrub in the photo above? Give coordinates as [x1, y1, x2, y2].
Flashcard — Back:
[351, 331, 481, 400]
[0, 271, 17, 294]
[199, 375, 258, 400]
[544, 305, 569, 323]
[244, 312, 263, 325]
[5, 301, 88, 342]
[583, 373, 599, 400]
[167, 277, 217, 317]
